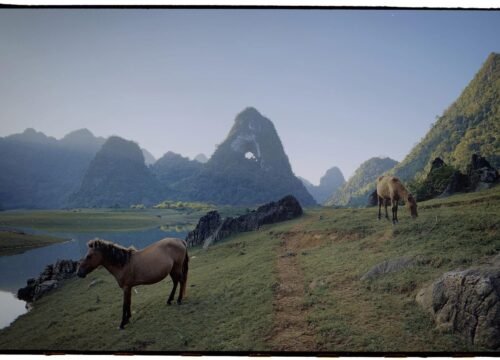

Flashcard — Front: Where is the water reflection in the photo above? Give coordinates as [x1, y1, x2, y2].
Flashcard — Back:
[0, 291, 27, 329]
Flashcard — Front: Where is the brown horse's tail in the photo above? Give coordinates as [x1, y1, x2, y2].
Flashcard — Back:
[180, 250, 189, 298]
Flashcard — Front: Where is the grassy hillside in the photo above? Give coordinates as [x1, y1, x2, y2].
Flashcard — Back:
[326, 157, 398, 207]
[0, 186, 499, 353]
[393, 52, 500, 182]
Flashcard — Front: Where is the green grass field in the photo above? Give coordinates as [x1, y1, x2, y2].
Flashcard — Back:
[0, 205, 245, 233]
[0, 186, 498, 353]
[0, 231, 66, 256]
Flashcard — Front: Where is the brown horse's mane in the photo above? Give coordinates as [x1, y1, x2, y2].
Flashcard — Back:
[88, 238, 136, 267]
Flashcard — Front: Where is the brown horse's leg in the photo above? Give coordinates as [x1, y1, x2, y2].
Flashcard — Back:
[384, 199, 389, 220]
[167, 273, 179, 305]
[377, 196, 382, 220]
[120, 287, 132, 329]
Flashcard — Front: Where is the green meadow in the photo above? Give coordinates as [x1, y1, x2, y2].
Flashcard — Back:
[0, 208, 199, 233]
[0, 204, 245, 234]
[0, 186, 498, 353]
[0, 231, 66, 256]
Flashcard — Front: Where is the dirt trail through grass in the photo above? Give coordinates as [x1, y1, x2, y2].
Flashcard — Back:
[267, 220, 319, 351]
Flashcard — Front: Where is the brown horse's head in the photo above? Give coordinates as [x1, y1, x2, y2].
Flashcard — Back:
[407, 194, 418, 218]
[77, 239, 105, 278]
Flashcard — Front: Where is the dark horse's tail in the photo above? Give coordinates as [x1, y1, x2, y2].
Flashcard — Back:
[180, 249, 189, 298]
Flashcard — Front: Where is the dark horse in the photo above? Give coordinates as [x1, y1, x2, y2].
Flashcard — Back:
[77, 237, 189, 329]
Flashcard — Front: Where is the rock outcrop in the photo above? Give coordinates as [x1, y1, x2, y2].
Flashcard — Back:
[186, 195, 303, 248]
[440, 170, 470, 197]
[184, 210, 222, 248]
[416, 154, 498, 201]
[467, 154, 499, 191]
[17, 259, 79, 303]
[416, 255, 500, 349]
[430, 157, 445, 171]
[360, 256, 417, 281]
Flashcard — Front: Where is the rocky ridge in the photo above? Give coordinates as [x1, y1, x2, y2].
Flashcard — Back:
[186, 195, 303, 248]
[17, 259, 79, 303]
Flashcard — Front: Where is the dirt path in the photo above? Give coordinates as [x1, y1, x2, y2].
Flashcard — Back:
[266, 223, 319, 352]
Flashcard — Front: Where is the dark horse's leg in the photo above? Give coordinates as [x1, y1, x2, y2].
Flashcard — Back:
[177, 252, 189, 305]
[167, 273, 179, 305]
[391, 199, 399, 225]
[120, 287, 132, 329]
[177, 275, 185, 305]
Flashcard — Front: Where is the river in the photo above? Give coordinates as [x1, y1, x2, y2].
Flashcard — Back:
[0, 226, 187, 330]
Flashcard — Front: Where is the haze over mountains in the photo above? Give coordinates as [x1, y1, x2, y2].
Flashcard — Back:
[300, 167, 345, 205]
[0, 108, 316, 209]
[68, 136, 165, 208]
[0, 128, 105, 209]
[170, 107, 316, 206]
[1, 53, 498, 210]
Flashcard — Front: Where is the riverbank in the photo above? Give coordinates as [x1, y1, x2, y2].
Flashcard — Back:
[0, 206, 245, 234]
[0, 231, 66, 256]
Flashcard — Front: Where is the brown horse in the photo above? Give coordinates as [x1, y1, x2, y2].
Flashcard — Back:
[77, 237, 189, 329]
[376, 175, 418, 224]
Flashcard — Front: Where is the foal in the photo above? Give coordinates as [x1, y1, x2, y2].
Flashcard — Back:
[77, 237, 189, 329]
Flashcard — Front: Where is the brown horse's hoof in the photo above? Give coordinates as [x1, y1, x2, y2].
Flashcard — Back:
[167, 301, 172, 305]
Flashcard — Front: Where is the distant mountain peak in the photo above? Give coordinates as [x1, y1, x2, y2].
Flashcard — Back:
[69, 135, 161, 207]
[300, 166, 346, 205]
[63, 128, 95, 138]
[190, 107, 316, 206]
[141, 148, 156, 166]
[194, 153, 208, 163]
[231, 107, 270, 138]
[161, 151, 183, 160]
[60, 128, 106, 152]
[99, 136, 145, 163]
[214, 107, 292, 176]
[5, 128, 57, 145]
[320, 167, 345, 188]
[237, 106, 262, 119]
[23, 128, 38, 134]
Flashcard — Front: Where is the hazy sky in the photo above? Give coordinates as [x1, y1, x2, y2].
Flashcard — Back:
[0, 9, 499, 183]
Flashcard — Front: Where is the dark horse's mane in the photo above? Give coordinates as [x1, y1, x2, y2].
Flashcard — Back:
[88, 238, 136, 267]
